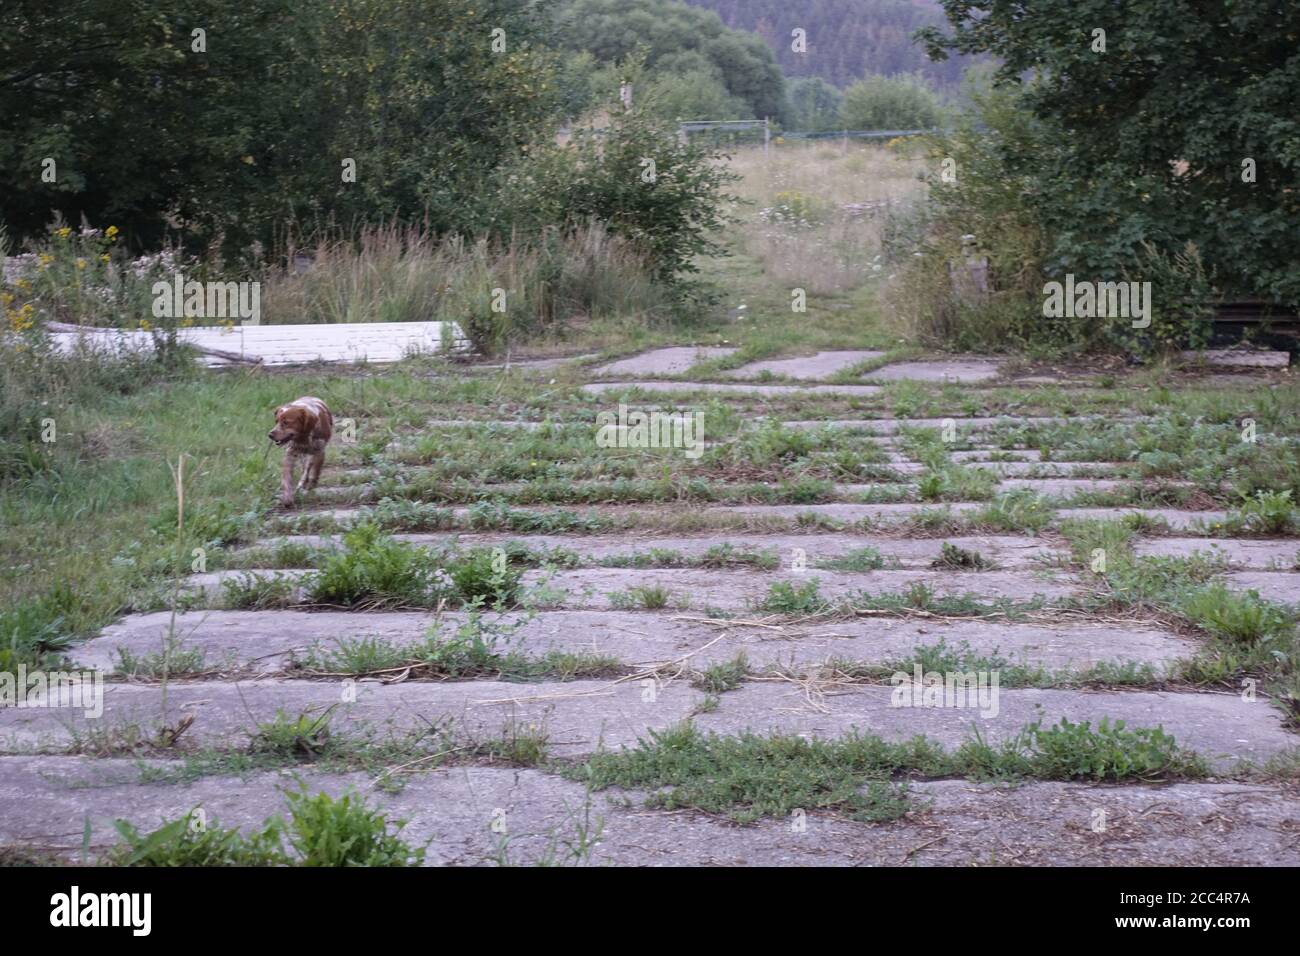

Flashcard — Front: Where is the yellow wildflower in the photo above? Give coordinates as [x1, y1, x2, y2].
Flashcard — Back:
[56, 226, 72, 238]
[106, 226, 119, 238]
[38, 254, 53, 266]
[138, 318, 152, 331]
[75, 258, 87, 269]
[100, 254, 110, 262]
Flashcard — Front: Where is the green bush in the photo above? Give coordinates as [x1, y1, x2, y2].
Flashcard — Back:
[1, 0, 559, 254]
[839, 74, 943, 130]
[787, 77, 844, 132]
[309, 525, 453, 609]
[919, 0, 1300, 308]
[107, 791, 424, 867]
[492, 108, 739, 287]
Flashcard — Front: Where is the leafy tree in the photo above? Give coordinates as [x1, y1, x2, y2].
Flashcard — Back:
[917, 0, 1300, 305]
[0, 0, 559, 254]
[552, 0, 787, 121]
[840, 74, 943, 130]
[0, 0, 305, 250]
[493, 108, 739, 285]
[787, 77, 843, 132]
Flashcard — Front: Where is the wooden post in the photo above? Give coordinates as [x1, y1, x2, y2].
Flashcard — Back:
[764, 117, 771, 155]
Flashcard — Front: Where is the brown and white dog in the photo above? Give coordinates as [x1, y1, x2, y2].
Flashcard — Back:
[268, 396, 333, 507]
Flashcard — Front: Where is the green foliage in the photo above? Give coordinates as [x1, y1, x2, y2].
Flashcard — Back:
[1179, 585, 1292, 646]
[108, 812, 285, 867]
[919, 0, 1300, 307]
[974, 490, 1053, 533]
[757, 579, 829, 615]
[107, 791, 424, 867]
[281, 788, 425, 867]
[1, 0, 559, 253]
[1013, 717, 1206, 782]
[309, 526, 522, 609]
[691, 654, 749, 693]
[687, 0, 971, 92]
[493, 108, 740, 287]
[220, 573, 298, 610]
[839, 74, 943, 130]
[552, 0, 787, 121]
[251, 708, 337, 758]
[572, 716, 1203, 823]
[786, 77, 845, 132]
[1230, 489, 1297, 535]
[447, 548, 524, 607]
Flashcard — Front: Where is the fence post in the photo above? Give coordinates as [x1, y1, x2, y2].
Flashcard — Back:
[764, 117, 770, 155]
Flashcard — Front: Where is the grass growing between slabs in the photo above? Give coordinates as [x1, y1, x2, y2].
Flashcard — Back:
[106, 789, 424, 867]
[1060, 519, 1300, 723]
[566, 718, 1209, 824]
[288, 614, 624, 683]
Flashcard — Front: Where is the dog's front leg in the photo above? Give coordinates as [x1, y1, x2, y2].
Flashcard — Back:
[306, 450, 325, 490]
[281, 449, 297, 507]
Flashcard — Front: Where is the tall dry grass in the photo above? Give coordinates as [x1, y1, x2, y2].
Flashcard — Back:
[725, 141, 929, 295]
[261, 222, 676, 353]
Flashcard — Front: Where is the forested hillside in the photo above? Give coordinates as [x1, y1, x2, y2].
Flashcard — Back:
[684, 0, 970, 90]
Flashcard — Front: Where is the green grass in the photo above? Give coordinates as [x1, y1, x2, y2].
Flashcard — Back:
[568, 717, 1207, 823]
[105, 788, 424, 867]
[754, 578, 1046, 620]
[823, 639, 1161, 690]
[293, 615, 622, 682]
[220, 572, 299, 610]
[815, 546, 890, 571]
[756, 579, 831, 615]
[307, 525, 523, 609]
[598, 542, 779, 570]
[114, 641, 210, 679]
[608, 584, 676, 610]
[691, 654, 749, 693]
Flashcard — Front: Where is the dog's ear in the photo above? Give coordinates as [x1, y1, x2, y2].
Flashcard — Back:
[299, 408, 318, 436]
[273, 404, 288, 420]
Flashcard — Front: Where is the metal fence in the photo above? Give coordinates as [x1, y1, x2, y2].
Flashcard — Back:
[676, 119, 935, 152]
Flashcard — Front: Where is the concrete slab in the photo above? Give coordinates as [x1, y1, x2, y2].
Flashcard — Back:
[4, 677, 1289, 771]
[865, 359, 1003, 383]
[72, 609, 1198, 678]
[52, 321, 468, 367]
[1180, 349, 1290, 369]
[538, 566, 1082, 609]
[246, 532, 1067, 570]
[5, 758, 1296, 865]
[1223, 571, 1300, 606]
[286, 502, 1231, 535]
[951, 449, 1044, 462]
[692, 683, 1295, 771]
[780, 416, 1092, 435]
[583, 382, 884, 398]
[997, 477, 1125, 497]
[1057, 508, 1230, 531]
[0, 679, 700, 757]
[182, 565, 1080, 612]
[592, 347, 737, 377]
[720, 351, 886, 381]
[1134, 537, 1300, 570]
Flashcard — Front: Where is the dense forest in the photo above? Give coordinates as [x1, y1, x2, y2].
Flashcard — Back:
[684, 0, 970, 91]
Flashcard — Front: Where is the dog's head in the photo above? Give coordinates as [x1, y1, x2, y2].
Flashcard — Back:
[269, 404, 316, 446]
